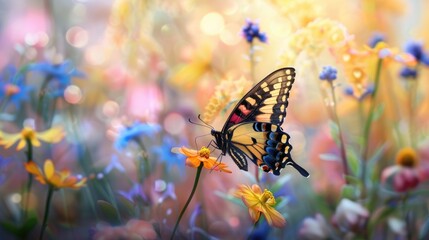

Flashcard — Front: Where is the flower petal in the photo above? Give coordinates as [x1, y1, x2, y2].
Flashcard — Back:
[38, 126, 65, 143]
[44, 160, 55, 179]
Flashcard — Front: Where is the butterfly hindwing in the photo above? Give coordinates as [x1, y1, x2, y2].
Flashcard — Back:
[222, 68, 295, 131]
[227, 122, 309, 176]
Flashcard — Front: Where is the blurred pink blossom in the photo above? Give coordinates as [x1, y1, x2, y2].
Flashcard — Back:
[382, 166, 420, 192]
[93, 219, 157, 240]
[299, 213, 330, 240]
[332, 199, 369, 233]
[126, 83, 163, 123]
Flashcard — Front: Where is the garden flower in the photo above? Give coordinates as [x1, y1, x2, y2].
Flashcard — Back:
[368, 32, 385, 48]
[0, 126, 64, 150]
[27, 60, 85, 86]
[152, 136, 186, 173]
[344, 85, 374, 101]
[319, 66, 337, 81]
[234, 184, 286, 228]
[299, 213, 330, 240]
[396, 147, 419, 168]
[241, 19, 267, 43]
[104, 155, 125, 174]
[118, 183, 149, 204]
[0, 65, 33, 109]
[403, 40, 429, 65]
[25, 159, 86, 189]
[332, 199, 369, 233]
[172, 146, 232, 173]
[400, 67, 418, 79]
[114, 121, 160, 150]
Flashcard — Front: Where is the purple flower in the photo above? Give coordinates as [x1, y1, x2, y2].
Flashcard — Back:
[403, 40, 429, 65]
[118, 183, 149, 204]
[242, 19, 267, 44]
[319, 66, 337, 81]
[399, 67, 418, 79]
[368, 32, 385, 48]
[104, 155, 126, 174]
[344, 85, 374, 101]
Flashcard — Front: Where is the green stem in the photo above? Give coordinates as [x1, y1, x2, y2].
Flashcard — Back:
[361, 59, 383, 196]
[39, 186, 54, 240]
[24, 139, 33, 218]
[170, 163, 203, 240]
[328, 81, 349, 179]
[135, 138, 150, 183]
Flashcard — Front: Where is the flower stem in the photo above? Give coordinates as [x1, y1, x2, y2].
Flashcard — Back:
[361, 59, 383, 196]
[248, 219, 259, 240]
[39, 186, 54, 240]
[24, 139, 33, 218]
[170, 163, 203, 240]
[135, 138, 150, 183]
[328, 81, 349, 179]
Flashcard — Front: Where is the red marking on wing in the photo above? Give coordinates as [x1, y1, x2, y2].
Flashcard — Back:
[238, 105, 251, 116]
[230, 114, 242, 124]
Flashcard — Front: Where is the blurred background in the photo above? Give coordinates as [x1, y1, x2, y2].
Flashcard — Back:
[0, 0, 429, 239]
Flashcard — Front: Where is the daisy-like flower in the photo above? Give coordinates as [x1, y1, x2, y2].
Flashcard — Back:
[172, 146, 232, 173]
[25, 159, 86, 189]
[0, 126, 64, 150]
[234, 184, 286, 227]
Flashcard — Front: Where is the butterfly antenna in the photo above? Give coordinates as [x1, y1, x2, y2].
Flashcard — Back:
[188, 115, 213, 129]
[193, 133, 212, 150]
[197, 114, 214, 129]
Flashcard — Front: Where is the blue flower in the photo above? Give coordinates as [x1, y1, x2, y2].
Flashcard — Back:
[0, 65, 33, 109]
[157, 182, 177, 203]
[114, 122, 161, 151]
[399, 67, 418, 79]
[344, 85, 374, 101]
[242, 19, 267, 44]
[104, 155, 126, 174]
[319, 66, 337, 81]
[0, 155, 12, 185]
[403, 40, 429, 65]
[152, 135, 186, 173]
[27, 60, 85, 97]
[368, 32, 385, 48]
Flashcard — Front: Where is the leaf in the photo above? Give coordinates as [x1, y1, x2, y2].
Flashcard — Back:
[341, 184, 357, 199]
[97, 200, 120, 224]
[368, 143, 388, 182]
[346, 147, 361, 177]
[319, 153, 340, 161]
[328, 120, 340, 145]
[0, 215, 37, 238]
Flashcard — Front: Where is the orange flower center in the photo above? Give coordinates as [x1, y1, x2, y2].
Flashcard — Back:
[396, 147, 419, 168]
[21, 127, 35, 140]
[198, 147, 211, 159]
[5, 84, 20, 96]
[260, 189, 275, 206]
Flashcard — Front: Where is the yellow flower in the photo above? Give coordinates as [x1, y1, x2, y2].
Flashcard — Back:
[0, 126, 65, 151]
[234, 184, 286, 228]
[172, 146, 232, 173]
[396, 147, 419, 168]
[25, 160, 86, 189]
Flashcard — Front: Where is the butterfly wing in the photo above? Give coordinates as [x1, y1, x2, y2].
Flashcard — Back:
[227, 122, 309, 177]
[222, 67, 295, 132]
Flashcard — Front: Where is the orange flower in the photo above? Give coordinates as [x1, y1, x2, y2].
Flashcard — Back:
[172, 146, 232, 173]
[25, 160, 86, 190]
[0, 126, 64, 150]
[234, 184, 286, 228]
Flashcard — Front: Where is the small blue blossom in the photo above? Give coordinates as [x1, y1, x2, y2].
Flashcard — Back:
[399, 67, 418, 79]
[0, 65, 33, 109]
[157, 182, 177, 203]
[27, 60, 85, 98]
[368, 32, 385, 48]
[344, 85, 374, 101]
[104, 155, 126, 174]
[114, 122, 161, 151]
[319, 66, 337, 81]
[152, 135, 186, 173]
[403, 40, 429, 65]
[242, 19, 267, 44]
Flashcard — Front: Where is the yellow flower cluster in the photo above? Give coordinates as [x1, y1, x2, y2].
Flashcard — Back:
[202, 76, 252, 124]
[279, 18, 350, 65]
[0, 126, 64, 150]
[271, 0, 323, 28]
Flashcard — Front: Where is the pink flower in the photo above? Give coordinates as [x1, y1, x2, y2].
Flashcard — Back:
[299, 213, 330, 240]
[382, 166, 420, 192]
[93, 219, 157, 240]
[332, 199, 369, 233]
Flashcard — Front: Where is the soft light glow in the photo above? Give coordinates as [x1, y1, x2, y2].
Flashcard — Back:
[200, 12, 225, 36]
[163, 112, 185, 135]
[154, 179, 167, 192]
[220, 23, 241, 46]
[64, 85, 83, 104]
[85, 45, 106, 65]
[102, 100, 120, 118]
[66, 26, 89, 48]
[10, 193, 22, 204]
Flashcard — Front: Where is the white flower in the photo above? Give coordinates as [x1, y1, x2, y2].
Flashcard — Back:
[332, 199, 369, 232]
[299, 213, 330, 240]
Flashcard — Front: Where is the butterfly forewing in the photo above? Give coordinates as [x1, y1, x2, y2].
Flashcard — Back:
[222, 68, 295, 131]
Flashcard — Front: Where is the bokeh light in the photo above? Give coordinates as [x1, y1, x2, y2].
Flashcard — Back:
[66, 26, 89, 48]
[163, 112, 186, 135]
[200, 12, 225, 36]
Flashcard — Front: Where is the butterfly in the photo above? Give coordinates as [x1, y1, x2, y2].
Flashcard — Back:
[210, 68, 309, 177]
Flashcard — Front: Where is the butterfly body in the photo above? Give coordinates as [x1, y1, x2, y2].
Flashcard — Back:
[211, 68, 309, 177]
